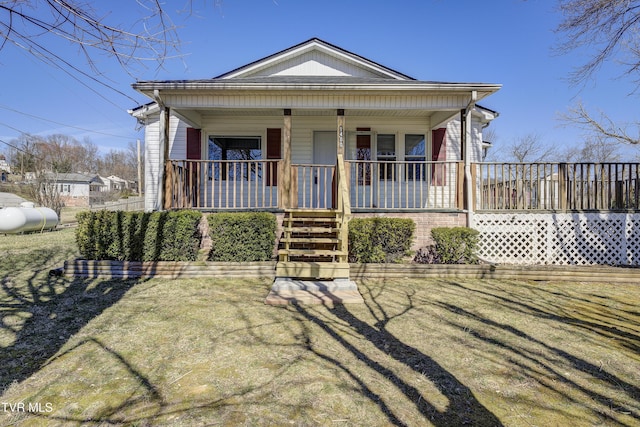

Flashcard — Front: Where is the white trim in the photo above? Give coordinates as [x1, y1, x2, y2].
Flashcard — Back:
[221, 39, 411, 81]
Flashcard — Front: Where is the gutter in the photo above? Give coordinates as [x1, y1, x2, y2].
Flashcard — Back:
[132, 81, 502, 94]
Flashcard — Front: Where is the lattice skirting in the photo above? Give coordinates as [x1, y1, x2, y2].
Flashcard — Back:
[473, 213, 640, 266]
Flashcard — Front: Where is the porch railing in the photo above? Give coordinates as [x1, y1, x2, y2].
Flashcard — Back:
[345, 160, 461, 210]
[476, 162, 640, 211]
[166, 159, 640, 212]
[166, 159, 281, 209]
[290, 164, 336, 209]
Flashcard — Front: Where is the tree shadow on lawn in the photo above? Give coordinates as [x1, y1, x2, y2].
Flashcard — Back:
[290, 282, 505, 427]
[0, 248, 138, 392]
[433, 280, 640, 425]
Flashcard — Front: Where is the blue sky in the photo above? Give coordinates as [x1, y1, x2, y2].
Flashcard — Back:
[0, 0, 638, 158]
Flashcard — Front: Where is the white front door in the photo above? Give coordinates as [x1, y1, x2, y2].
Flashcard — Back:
[312, 131, 337, 208]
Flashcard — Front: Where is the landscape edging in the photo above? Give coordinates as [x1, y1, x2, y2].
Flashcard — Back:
[64, 260, 640, 283]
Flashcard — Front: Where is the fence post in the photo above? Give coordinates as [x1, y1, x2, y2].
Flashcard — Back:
[558, 163, 567, 212]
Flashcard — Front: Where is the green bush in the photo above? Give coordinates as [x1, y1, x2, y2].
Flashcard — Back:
[348, 217, 415, 263]
[207, 212, 276, 262]
[430, 227, 479, 264]
[75, 210, 202, 261]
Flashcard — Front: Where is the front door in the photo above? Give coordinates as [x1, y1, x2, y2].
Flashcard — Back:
[313, 131, 337, 208]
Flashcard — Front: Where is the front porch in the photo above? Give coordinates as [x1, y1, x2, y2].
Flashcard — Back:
[164, 158, 463, 211]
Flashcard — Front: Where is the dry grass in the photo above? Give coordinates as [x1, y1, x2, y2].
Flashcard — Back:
[1, 229, 639, 426]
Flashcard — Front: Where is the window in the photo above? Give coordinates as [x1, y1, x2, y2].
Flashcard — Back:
[377, 134, 396, 180]
[405, 134, 426, 180]
[356, 128, 371, 185]
[208, 136, 261, 180]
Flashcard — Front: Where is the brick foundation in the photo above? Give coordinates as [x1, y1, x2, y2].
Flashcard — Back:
[350, 211, 467, 251]
[60, 196, 90, 207]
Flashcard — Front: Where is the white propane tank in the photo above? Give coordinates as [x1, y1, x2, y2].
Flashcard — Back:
[0, 206, 59, 234]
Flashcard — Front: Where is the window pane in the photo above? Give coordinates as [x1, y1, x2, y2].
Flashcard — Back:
[405, 134, 425, 157]
[377, 134, 396, 158]
[405, 135, 426, 180]
[208, 137, 262, 180]
[377, 134, 396, 180]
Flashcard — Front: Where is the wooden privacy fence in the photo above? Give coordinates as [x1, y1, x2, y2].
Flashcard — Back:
[476, 162, 640, 211]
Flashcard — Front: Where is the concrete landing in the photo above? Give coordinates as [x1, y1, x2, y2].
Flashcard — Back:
[264, 278, 364, 305]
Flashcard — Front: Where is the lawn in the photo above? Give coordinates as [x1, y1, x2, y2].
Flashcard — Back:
[1, 229, 639, 426]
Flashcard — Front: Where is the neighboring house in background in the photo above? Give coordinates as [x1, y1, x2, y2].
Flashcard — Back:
[46, 173, 104, 207]
[99, 175, 129, 192]
[0, 155, 10, 182]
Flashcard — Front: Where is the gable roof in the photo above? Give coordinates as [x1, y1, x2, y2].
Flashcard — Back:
[216, 38, 415, 81]
[46, 173, 103, 184]
[132, 38, 501, 104]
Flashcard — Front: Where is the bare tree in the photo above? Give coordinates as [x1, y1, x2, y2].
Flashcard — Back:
[555, 0, 640, 88]
[0, 1, 187, 99]
[561, 100, 639, 145]
[27, 172, 64, 217]
[556, 1, 640, 147]
[502, 133, 557, 163]
[560, 134, 623, 162]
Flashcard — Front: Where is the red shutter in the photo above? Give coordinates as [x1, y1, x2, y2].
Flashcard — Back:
[186, 128, 201, 160]
[432, 128, 447, 185]
[185, 128, 202, 207]
[266, 128, 281, 186]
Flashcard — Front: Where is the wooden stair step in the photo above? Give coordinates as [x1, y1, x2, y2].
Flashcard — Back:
[285, 227, 340, 233]
[285, 208, 338, 214]
[284, 217, 339, 223]
[278, 249, 346, 256]
[281, 237, 340, 244]
[275, 261, 350, 279]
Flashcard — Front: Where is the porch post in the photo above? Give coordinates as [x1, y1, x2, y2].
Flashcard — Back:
[281, 109, 292, 209]
[160, 105, 172, 211]
[335, 109, 346, 209]
[337, 109, 345, 156]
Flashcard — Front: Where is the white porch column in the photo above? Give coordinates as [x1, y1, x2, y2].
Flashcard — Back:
[337, 109, 345, 156]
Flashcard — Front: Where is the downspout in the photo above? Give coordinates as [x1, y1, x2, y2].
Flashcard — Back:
[464, 90, 477, 228]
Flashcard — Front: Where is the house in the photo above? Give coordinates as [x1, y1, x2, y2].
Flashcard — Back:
[99, 175, 130, 192]
[46, 173, 104, 207]
[129, 38, 501, 279]
[0, 155, 10, 182]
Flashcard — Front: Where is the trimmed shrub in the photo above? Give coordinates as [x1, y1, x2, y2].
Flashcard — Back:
[348, 217, 415, 263]
[207, 212, 276, 262]
[75, 210, 202, 261]
[429, 227, 479, 264]
[142, 211, 203, 262]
